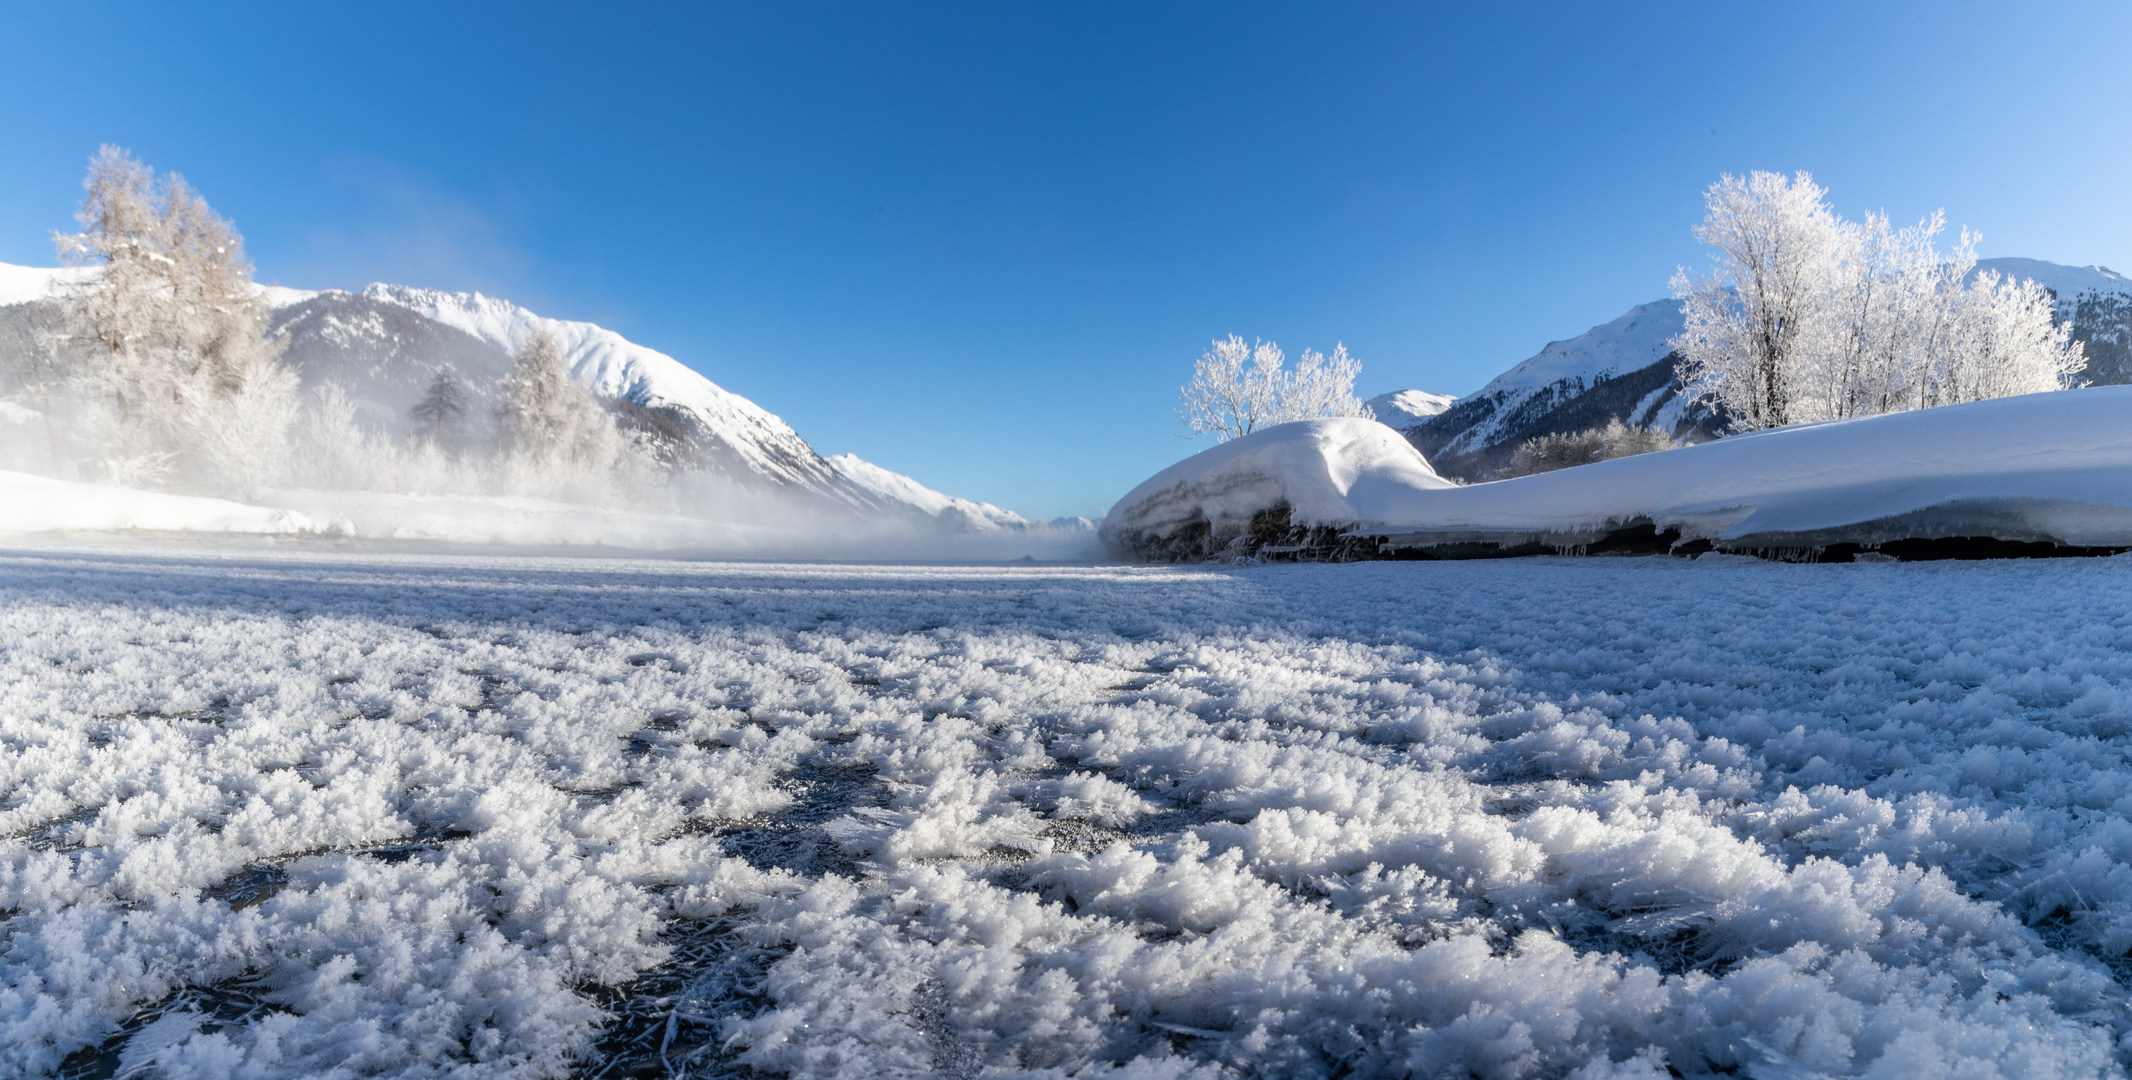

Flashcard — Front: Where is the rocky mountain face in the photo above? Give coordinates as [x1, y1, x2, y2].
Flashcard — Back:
[1393, 259, 2132, 482]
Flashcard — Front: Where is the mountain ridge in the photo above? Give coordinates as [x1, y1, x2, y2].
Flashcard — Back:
[0, 263, 1045, 531]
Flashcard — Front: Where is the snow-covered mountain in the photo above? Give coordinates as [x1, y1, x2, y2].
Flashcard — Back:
[1403, 298, 1695, 480]
[0, 264, 1048, 533]
[1394, 257, 2132, 481]
[826, 453, 1033, 530]
[264, 281, 888, 510]
[1362, 389, 1455, 428]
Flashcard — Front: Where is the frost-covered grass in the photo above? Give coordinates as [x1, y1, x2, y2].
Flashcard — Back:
[5, 546, 2132, 1078]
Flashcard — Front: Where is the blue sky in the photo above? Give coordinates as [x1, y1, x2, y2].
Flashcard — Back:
[2, 2, 2126, 519]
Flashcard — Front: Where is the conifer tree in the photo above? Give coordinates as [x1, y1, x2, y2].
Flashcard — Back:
[409, 369, 469, 447]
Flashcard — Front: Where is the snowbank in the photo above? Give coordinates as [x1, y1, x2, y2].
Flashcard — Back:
[0, 471, 316, 536]
[1107, 388, 2132, 559]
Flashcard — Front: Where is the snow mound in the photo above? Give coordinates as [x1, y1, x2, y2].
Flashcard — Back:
[1102, 418, 1456, 554]
[1363, 389, 1456, 429]
[0, 471, 316, 536]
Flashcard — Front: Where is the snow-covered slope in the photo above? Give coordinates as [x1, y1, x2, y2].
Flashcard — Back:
[273, 283, 882, 509]
[1975, 258, 2130, 304]
[1410, 258, 2132, 481]
[1108, 386, 2132, 560]
[1362, 389, 1456, 430]
[825, 453, 1035, 531]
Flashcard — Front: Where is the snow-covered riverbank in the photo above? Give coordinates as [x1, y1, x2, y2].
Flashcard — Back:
[4, 547, 2131, 1077]
[1104, 386, 2132, 561]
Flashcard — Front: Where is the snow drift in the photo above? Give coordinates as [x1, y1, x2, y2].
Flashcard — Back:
[1106, 387, 2132, 560]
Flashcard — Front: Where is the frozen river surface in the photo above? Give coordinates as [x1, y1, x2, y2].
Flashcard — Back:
[6, 546, 2132, 1079]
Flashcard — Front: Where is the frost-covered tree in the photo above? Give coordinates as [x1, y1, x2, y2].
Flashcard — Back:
[53, 145, 296, 493]
[1673, 171, 2083, 433]
[1179, 335, 1370, 441]
[1179, 335, 1279, 441]
[1671, 171, 1845, 431]
[409, 369, 469, 447]
[1283, 344, 1368, 423]
[1935, 269, 2085, 407]
[496, 326, 645, 493]
[500, 327, 579, 456]
[1814, 211, 1969, 419]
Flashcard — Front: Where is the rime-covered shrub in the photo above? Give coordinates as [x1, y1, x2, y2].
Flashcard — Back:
[1499, 418, 1675, 478]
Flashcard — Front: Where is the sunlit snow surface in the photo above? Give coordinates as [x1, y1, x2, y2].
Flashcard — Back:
[7, 547, 2132, 1079]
